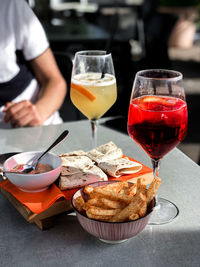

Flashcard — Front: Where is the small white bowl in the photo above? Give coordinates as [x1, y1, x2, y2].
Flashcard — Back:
[3, 151, 62, 193]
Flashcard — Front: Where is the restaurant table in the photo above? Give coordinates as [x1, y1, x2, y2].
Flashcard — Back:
[0, 120, 200, 267]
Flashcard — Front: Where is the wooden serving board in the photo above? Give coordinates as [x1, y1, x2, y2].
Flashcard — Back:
[0, 172, 153, 230]
[0, 187, 72, 230]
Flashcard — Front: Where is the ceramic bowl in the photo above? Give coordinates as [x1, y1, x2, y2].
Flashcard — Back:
[72, 180, 155, 244]
[3, 151, 62, 193]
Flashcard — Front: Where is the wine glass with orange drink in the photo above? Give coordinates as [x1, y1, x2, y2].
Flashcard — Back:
[127, 69, 188, 224]
[70, 51, 117, 147]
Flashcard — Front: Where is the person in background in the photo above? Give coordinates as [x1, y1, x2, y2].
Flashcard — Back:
[0, 0, 67, 128]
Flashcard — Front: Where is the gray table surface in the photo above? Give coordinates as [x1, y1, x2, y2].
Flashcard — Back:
[0, 120, 200, 267]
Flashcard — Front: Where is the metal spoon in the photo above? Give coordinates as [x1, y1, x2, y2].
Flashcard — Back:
[23, 130, 69, 173]
[6, 130, 69, 174]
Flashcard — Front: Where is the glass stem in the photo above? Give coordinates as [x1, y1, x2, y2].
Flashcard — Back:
[151, 159, 160, 179]
[151, 159, 160, 206]
[90, 120, 97, 148]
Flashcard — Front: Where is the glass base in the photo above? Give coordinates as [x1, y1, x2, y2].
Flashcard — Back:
[148, 197, 179, 225]
[99, 239, 128, 244]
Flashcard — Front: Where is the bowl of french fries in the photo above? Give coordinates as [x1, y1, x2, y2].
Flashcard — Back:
[72, 177, 161, 244]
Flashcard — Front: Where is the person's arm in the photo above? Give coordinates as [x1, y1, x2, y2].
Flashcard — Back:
[30, 47, 67, 122]
[3, 48, 67, 127]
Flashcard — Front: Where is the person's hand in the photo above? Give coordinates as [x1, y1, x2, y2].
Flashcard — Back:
[3, 100, 43, 127]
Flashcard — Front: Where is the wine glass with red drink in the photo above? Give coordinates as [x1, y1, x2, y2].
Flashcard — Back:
[127, 69, 188, 224]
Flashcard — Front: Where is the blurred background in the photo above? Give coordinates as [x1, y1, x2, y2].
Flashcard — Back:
[28, 0, 200, 165]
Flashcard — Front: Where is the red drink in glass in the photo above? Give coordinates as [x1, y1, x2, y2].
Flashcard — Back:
[128, 95, 188, 160]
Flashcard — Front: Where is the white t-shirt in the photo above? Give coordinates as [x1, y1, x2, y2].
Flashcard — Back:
[0, 0, 62, 128]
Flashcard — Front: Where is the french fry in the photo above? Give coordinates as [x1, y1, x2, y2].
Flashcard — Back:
[146, 176, 162, 204]
[109, 193, 146, 222]
[86, 210, 112, 221]
[136, 178, 147, 196]
[87, 198, 101, 206]
[93, 187, 133, 203]
[128, 213, 139, 221]
[138, 201, 147, 217]
[87, 206, 121, 216]
[84, 197, 105, 209]
[75, 196, 85, 213]
[84, 185, 94, 195]
[118, 185, 130, 195]
[100, 198, 126, 209]
[127, 183, 137, 196]
[84, 195, 126, 210]
[86, 197, 100, 207]
[101, 181, 128, 193]
[83, 185, 100, 200]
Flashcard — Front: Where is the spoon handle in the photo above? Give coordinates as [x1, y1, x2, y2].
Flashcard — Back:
[36, 130, 69, 163]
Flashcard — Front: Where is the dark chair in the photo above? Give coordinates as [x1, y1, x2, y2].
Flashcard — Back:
[54, 52, 84, 121]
